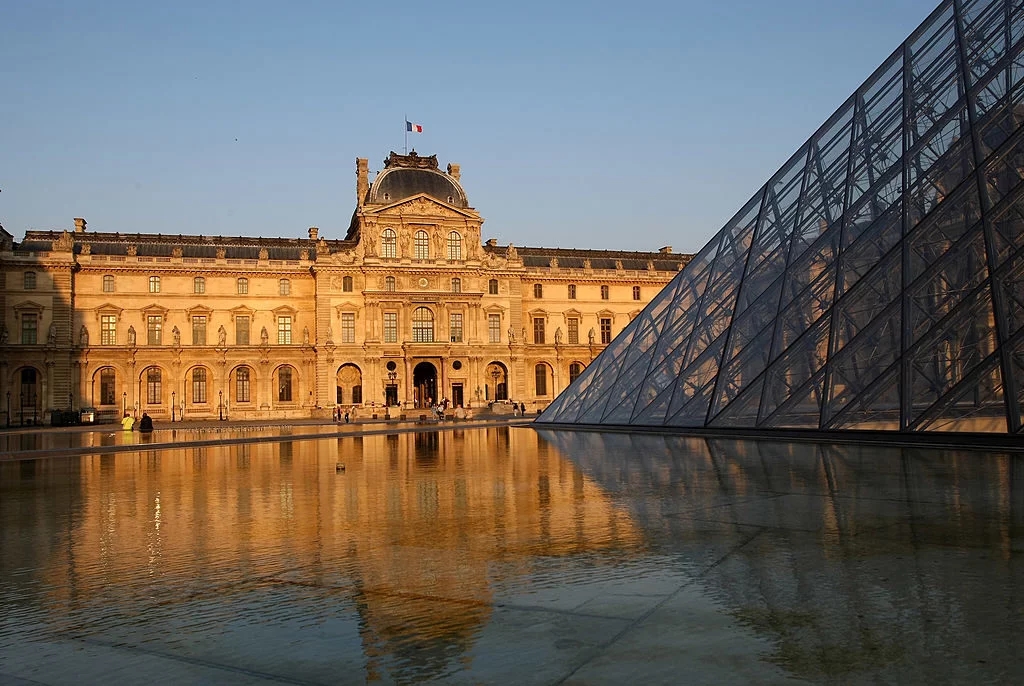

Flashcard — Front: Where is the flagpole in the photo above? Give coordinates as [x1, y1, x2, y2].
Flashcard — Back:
[404, 114, 408, 154]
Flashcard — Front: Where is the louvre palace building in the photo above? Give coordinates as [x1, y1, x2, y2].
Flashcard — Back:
[0, 151, 689, 424]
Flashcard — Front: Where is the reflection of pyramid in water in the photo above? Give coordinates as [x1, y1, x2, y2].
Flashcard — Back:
[540, 0, 1024, 434]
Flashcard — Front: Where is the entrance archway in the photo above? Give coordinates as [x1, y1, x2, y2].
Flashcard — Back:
[336, 363, 363, 405]
[15, 366, 42, 425]
[486, 361, 508, 401]
[413, 362, 437, 408]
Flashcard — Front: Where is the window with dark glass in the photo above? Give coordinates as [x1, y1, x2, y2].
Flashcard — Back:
[192, 368, 207, 403]
[23, 272, 36, 290]
[236, 316, 250, 345]
[600, 317, 612, 344]
[278, 366, 293, 402]
[384, 312, 398, 343]
[569, 362, 583, 383]
[488, 279, 498, 295]
[236, 367, 251, 403]
[568, 318, 579, 345]
[447, 231, 462, 260]
[449, 313, 463, 342]
[451, 277, 461, 293]
[533, 283, 543, 298]
[533, 317, 545, 344]
[385, 276, 396, 292]
[237, 277, 248, 294]
[343, 275, 353, 292]
[535, 364, 548, 396]
[192, 315, 207, 345]
[568, 284, 576, 299]
[103, 274, 115, 293]
[20, 314, 38, 344]
[279, 278, 290, 296]
[146, 368, 162, 404]
[600, 285, 609, 300]
[633, 285, 641, 300]
[100, 368, 116, 405]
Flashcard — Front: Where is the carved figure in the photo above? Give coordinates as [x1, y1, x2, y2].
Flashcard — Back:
[127, 325, 137, 347]
[508, 327, 516, 344]
[81, 243, 92, 255]
[260, 326, 269, 345]
[588, 328, 596, 345]
[172, 326, 181, 347]
[506, 243, 519, 261]
[218, 325, 227, 346]
[0, 324, 8, 344]
[554, 327, 563, 345]
[549, 257, 559, 269]
[172, 247, 183, 258]
[79, 325, 89, 347]
[127, 245, 138, 257]
[363, 231, 376, 257]
[326, 325, 333, 343]
[433, 229, 445, 257]
[303, 326, 310, 345]
[47, 323, 58, 345]
[217, 248, 227, 259]
[258, 248, 268, 260]
[647, 260, 655, 271]
[615, 260, 623, 270]
[583, 258, 592, 270]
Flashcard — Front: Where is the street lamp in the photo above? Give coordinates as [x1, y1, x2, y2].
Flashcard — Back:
[219, 390, 224, 421]
[171, 390, 176, 422]
[68, 392, 73, 411]
[122, 391, 127, 415]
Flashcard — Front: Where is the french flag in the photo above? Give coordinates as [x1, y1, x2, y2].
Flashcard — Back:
[406, 121, 423, 133]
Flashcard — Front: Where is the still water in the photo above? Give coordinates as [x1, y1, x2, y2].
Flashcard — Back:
[1, 427, 1023, 684]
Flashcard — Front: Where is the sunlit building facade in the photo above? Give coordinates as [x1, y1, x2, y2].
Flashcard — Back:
[0, 152, 688, 423]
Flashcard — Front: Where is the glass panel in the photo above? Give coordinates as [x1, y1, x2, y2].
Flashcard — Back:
[908, 231, 990, 342]
[708, 376, 765, 428]
[916, 356, 1007, 432]
[831, 251, 902, 356]
[827, 366, 902, 431]
[825, 306, 901, 422]
[760, 317, 831, 421]
[761, 372, 826, 429]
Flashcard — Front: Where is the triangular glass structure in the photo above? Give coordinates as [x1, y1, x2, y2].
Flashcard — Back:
[539, 0, 1024, 435]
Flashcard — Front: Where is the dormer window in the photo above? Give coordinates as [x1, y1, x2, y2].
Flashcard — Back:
[23, 272, 37, 290]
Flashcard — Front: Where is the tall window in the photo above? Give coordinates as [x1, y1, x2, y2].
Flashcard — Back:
[277, 316, 292, 344]
[149, 276, 161, 293]
[278, 367, 293, 402]
[385, 276, 396, 292]
[237, 277, 248, 294]
[23, 272, 36, 290]
[600, 317, 612, 344]
[100, 368, 116, 405]
[279, 278, 290, 295]
[103, 274, 115, 293]
[449, 313, 463, 342]
[451, 277, 462, 293]
[488, 314, 501, 343]
[533, 317, 545, 344]
[414, 230, 430, 259]
[193, 277, 206, 294]
[101, 315, 117, 345]
[569, 362, 583, 383]
[535, 364, 548, 396]
[341, 312, 355, 343]
[342, 276, 353, 292]
[447, 231, 462, 260]
[192, 368, 208, 403]
[236, 316, 250, 345]
[568, 318, 579, 345]
[568, 284, 576, 299]
[147, 315, 162, 345]
[533, 283, 543, 298]
[192, 315, 207, 345]
[633, 285, 641, 300]
[236, 367, 251, 403]
[600, 284, 609, 300]
[488, 279, 498, 295]
[146, 368, 162, 404]
[380, 228, 397, 258]
[21, 314, 37, 344]
[412, 307, 434, 342]
[384, 312, 398, 343]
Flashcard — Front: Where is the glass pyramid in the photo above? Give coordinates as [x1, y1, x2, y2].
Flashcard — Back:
[539, 0, 1024, 434]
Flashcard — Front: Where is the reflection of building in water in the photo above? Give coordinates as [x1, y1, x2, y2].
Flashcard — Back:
[1, 429, 639, 682]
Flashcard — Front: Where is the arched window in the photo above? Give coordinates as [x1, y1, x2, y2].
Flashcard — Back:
[236, 367, 251, 403]
[385, 276, 396, 292]
[535, 363, 549, 396]
[278, 366, 294, 402]
[193, 276, 206, 294]
[192, 368, 208, 403]
[149, 276, 161, 293]
[103, 275, 115, 293]
[237, 277, 248, 294]
[488, 279, 499, 295]
[146, 368, 162, 404]
[99, 368, 116, 405]
[381, 228, 397, 258]
[412, 307, 434, 342]
[569, 362, 584, 383]
[414, 230, 430, 260]
[451, 277, 461, 293]
[342, 275, 353, 292]
[447, 231, 462, 260]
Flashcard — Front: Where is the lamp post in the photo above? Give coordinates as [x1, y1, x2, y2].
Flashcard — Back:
[385, 370, 397, 418]
[171, 391, 176, 422]
[5, 390, 9, 427]
[219, 390, 224, 421]
[68, 392, 73, 411]
[122, 391, 127, 416]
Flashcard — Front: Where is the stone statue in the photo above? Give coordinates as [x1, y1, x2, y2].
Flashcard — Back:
[433, 229, 445, 257]
[258, 248, 268, 260]
[507, 327, 516, 344]
[583, 258, 592, 270]
[127, 325, 137, 347]
[303, 326, 310, 345]
[522, 327, 527, 343]
[217, 325, 227, 346]
[647, 260, 655, 271]
[261, 326, 269, 345]
[79, 325, 89, 347]
[326, 325, 333, 343]
[47, 323, 57, 345]
[554, 327, 563, 345]
[363, 231, 376, 257]
[217, 248, 227, 259]
[127, 245, 138, 257]
[588, 328, 596, 345]
[172, 325, 181, 347]
[0, 324, 9, 344]
[399, 232, 409, 257]
[506, 243, 519, 261]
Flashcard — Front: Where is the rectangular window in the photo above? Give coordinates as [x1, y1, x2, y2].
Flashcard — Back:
[24, 272, 36, 290]
[568, 318, 579, 345]
[236, 368, 251, 403]
[278, 316, 292, 344]
[449, 313, 463, 342]
[633, 285, 641, 300]
[147, 315, 162, 345]
[568, 284, 576, 299]
[194, 277, 206, 294]
[600, 285, 609, 300]
[235, 316, 250, 345]
[533, 283, 543, 298]
[237, 278, 248, 294]
[192, 369, 207, 404]
[101, 315, 117, 345]
[383, 312, 398, 343]
[103, 275, 115, 293]
[100, 368, 116, 405]
[488, 279, 498, 295]
[533, 317, 545, 344]
[149, 276, 160, 293]
[21, 314, 37, 344]
[341, 312, 355, 343]
[488, 314, 501, 343]
[146, 369, 162, 404]
[192, 315, 207, 345]
[600, 317, 612, 344]
[279, 279, 290, 296]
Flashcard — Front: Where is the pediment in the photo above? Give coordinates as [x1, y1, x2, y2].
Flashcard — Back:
[365, 193, 477, 220]
[186, 304, 213, 317]
[141, 303, 169, 316]
[13, 299, 46, 314]
[272, 305, 298, 316]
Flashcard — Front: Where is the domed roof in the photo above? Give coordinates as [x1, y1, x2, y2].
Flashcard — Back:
[368, 152, 468, 208]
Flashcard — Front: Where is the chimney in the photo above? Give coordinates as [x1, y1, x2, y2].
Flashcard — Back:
[74, 217, 87, 233]
[308, 227, 319, 240]
[658, 245, 672, 254]
[356, 158, 369, 207]
[485, 238, 498, 247]
[447, 162, 461, 182]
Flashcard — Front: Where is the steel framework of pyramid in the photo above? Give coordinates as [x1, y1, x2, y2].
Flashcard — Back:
[539, 0, 1024, 435]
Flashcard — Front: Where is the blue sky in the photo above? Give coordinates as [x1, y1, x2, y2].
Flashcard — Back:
[2, 0, 939, 252]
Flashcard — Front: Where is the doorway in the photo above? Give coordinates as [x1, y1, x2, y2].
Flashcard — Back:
[451, 383, 464, 409]
[413, 362, 437, 408]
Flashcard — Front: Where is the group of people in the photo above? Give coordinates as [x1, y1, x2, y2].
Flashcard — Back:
[333, 406, 351, 423]
[510, 402, 528, 416]
[121, 411, 154, 434]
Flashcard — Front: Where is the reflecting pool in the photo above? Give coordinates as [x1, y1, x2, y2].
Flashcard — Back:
[1, 427, 1023, 684]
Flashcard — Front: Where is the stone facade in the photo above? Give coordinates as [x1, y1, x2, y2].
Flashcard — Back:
[0, 153, 689, 424]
